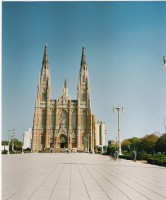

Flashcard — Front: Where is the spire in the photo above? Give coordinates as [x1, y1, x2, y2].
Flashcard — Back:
[64, 78, 67, 89]
[42, 43, 48, 67]
[63, 79, 68, 94]
[78, 47, 89, 89]
[58, 79, 70, 103]
[81, 46, 86, 65]
[77, 47, 90, 104]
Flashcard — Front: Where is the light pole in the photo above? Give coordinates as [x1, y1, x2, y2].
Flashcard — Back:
[7, 129, 15, 154]
[162, 56, 166, 133]
[113, 105, 124, 155]
[164, 117, 166, 134]
[22, 133, 24, 154]
[163, 56, 166, 70]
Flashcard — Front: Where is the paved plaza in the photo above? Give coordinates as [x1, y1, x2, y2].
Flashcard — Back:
[2, 153, 166, 200]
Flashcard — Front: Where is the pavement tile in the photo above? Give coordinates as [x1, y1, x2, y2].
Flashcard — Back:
[2, 153, 166, 200]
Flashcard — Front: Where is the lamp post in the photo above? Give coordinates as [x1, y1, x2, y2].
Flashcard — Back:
[113, 105, 124, 155]
[7, 129, 15, 154]
[22, 133, 24, 154]
[164, 117, 166, 134]
[163, 56, 166, 70]
[162, 56, 166, 133]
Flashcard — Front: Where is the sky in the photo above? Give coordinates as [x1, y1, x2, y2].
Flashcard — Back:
[2, 1, 166, 142]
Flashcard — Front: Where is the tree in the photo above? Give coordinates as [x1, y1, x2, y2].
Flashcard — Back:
[121, 139, 131, 152]
[128, 137, 141, 151]
[2, 140, 9, 145]
[107, 144, 116, 155]
[14, 140, 23, 151]
[141, 133, 159, 154]
[2, 139, 23, 153]
[155, 134, 166, 153]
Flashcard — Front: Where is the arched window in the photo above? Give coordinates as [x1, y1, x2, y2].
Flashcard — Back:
[81, 110, 86, 129]
[81, 89, 86, 101]
[59, 110, 68, 128]
[42, 89, 47, 101]
[51, 111, 55, 128]
[72, 110, 76, 128]
[41, 110, 46, 128]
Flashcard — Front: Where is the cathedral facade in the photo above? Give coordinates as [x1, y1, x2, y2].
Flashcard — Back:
[32, 45, 97, 152]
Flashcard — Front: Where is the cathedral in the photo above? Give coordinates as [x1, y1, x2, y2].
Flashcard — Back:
[32, 45, 106, 152]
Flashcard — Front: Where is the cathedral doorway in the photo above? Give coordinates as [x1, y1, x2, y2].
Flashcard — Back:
[60, 134, 68, 148]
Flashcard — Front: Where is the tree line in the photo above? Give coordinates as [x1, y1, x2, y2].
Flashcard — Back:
[121, 133, 166, 154]
[107, 133, 166, 156]
[2, 139, 23, 153]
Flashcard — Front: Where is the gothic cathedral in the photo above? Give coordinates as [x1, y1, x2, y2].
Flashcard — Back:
[32, 45, 97, 152]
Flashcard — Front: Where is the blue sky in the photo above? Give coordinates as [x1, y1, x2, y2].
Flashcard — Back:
[2, 2, 166, 142]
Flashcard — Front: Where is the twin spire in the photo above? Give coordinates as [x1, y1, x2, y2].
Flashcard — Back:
[41, 44, 89, 98]
[42, 44, 87, 71]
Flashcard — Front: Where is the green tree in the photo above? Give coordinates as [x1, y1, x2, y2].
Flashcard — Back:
[121, 139, 131, 152]
[14, 140, 23, 151]
[129, 137, 141, 151]
[2, 140, 9, 145]
[141, 134, 159, 154]
[155, 134, 166, 153]
[107, 144, 116, 155]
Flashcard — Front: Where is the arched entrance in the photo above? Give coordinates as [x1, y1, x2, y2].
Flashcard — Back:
[60, 134, 68, 148]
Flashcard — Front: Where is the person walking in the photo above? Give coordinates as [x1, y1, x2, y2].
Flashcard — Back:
[132, 150, 137, 162]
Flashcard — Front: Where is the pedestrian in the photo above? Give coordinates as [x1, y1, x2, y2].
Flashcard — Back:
[110, 152, 113, 160]
[132, 150, 137, 162]
[112, 152, 116, 161]
[110, 152, 115, 161]
[116, 151, 119, 161]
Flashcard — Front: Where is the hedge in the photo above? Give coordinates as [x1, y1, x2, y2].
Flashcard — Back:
[147, 155, 166, 167]
[119, 152, 150, 160]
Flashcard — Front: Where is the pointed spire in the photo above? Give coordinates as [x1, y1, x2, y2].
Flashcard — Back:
[81, 46, 86, 65]
[64, 78, 67, 88]
[42, 43, 48, 67]
[63, 79, 68, 94]
[58, 79, 70, 102]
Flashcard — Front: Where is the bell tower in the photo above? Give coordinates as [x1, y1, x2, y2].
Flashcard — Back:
[77, 47, 92, 150]
[32, 44, 51, 151]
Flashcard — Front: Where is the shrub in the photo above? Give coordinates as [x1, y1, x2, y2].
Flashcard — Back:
[119, 152, 151, 160]
[2, 150, 8, 154]
[147, 155, 166, 167]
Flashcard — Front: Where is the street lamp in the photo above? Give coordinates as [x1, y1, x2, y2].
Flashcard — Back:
[164, 117, 166, 134]
[162, 56, 166, 134]
[113, 105, 124, 155]
[163, 56, 166, 70]
[22, 133, 24, 154]
[7, 129, 15, 154]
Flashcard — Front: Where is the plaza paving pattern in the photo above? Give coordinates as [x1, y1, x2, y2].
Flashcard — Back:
[2, 153, 166, 200]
